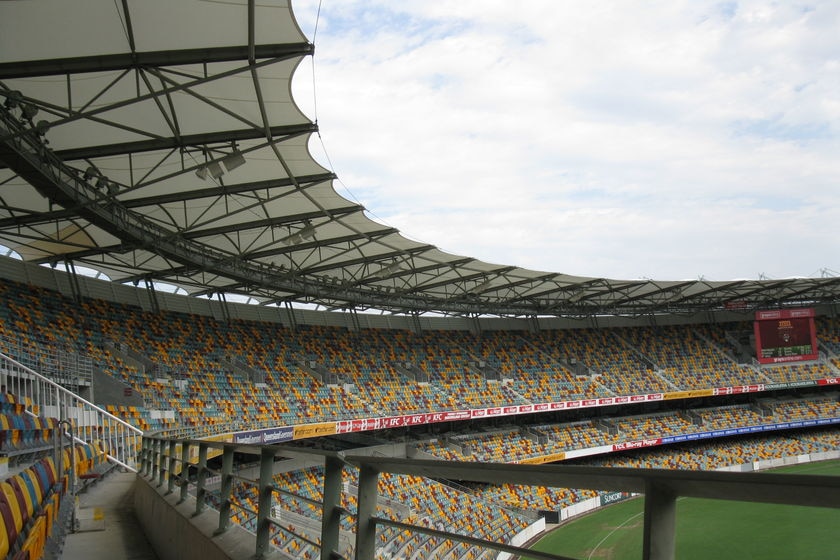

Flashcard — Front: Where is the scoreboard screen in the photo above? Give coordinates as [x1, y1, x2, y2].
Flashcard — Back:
[754, 308, 818, 364]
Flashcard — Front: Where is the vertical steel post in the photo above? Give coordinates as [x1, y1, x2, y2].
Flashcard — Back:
[194, 443, 208, 517]
[166, 440, 178, 494]
[320, 456, 344, 560]
[139, 438, 149, 476]
[254, 447, 274, 559]
[354, 464, 380, 560]
[215, 445, 235, 535]
[643, 480, 677, 560]
[157, 439, 166, 487]
[178, 441, 191, 504]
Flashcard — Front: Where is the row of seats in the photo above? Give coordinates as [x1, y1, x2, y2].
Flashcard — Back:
[418, 396, 840, 465]
[583, 430, 840, 470]
[0, 441, 105, 560]
[215, 427, 840, 559]
[0, 386, 114, 560]
[0, 455, 62, 560]
[4, 279, 840, 435]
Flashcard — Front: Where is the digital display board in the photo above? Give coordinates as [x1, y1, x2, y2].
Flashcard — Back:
[754, 308, 818, 364]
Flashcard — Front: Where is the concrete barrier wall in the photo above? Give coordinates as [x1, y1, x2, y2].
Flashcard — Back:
[133, 476, 278, 560]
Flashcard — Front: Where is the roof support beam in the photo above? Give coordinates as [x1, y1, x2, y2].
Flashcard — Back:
[0, 43, 314, 79]
[46, 123, 317, 163]
[0, 173, 338, 230]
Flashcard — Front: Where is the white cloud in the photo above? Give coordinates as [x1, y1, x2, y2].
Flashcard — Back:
[292, 0, 840, 281]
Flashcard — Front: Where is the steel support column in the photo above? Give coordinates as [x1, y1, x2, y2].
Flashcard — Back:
[166, 440, 177, 494]
[194, 443, 208, 517]
[320, 456, 344, 560]
[354, 464, 380, 560]
[643, 481, 677, 560]
[178, 441, 191, 504]
[254, 448, 274, 559]
[215, 445, 235, 535]
[156, 439, 166, 487]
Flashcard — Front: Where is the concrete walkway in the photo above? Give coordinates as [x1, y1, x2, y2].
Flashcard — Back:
[62, 471, 159, 560]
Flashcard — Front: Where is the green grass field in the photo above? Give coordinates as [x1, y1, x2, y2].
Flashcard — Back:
[523, 460, 840, 560]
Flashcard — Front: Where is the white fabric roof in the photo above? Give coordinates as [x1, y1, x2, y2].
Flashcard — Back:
[1, 0, 839, 317]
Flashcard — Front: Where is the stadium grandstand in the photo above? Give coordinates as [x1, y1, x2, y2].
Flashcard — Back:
[1, 2, 839, 560]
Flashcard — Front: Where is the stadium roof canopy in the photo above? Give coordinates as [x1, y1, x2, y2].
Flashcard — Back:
[1, 1, 839, 319]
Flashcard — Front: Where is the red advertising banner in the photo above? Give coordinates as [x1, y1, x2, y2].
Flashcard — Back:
[316, 380, 829, 439]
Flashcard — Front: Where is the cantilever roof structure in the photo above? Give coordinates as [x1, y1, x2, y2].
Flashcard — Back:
[1, 0, 839, 318]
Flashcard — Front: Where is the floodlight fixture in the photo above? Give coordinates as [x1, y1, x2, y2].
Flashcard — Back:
[469, 278, 493, 294]
[281, 222, 317, 246]
[3, 91, 22, 109]
[222, 151, 246, 172]
[195, 166, 209, 180]
[21, 104, 39, 120]
[206, 161, 224, 179]
[298, 221, 316, 240]
[282, 233, 303, 246]
[375, 260, 405, 279]
[35, 120, 50, 136]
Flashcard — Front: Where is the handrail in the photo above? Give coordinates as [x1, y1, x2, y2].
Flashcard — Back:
[140, 436, 840, 560]
[0, 351, 142, 471]
[140, 437, 352, 560]
[345, 455, 840, 560]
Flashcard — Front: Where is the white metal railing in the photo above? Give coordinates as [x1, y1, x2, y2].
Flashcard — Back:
[1, 351, 142, 470]
[0, 331, 93, 388]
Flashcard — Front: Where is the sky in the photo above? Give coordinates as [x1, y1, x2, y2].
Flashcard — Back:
[288, 0, 840, 283]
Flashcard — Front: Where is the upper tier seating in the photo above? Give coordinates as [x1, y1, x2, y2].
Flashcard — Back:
[2, 278, 838, 435]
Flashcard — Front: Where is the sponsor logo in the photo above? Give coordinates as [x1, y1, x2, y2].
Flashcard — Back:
[503, 406, 518, 414]
[550, 402, 565, 410]
[262, 427, 294, 443]
[582, 399, 597, 407]
[487, 407, 502, 415]
[519, 405, 534, 413]
[382, 416, 404, 428]
[567, 401, 581, 408]
[598, 398, 613, 406]
[534, 403, 550, 411]
[614, 438, 661, 451]
[614, 396, 629, 404]
[234, 433, 263, 444]
[601, 492, 625, 506]
[294, 422, 336, 439]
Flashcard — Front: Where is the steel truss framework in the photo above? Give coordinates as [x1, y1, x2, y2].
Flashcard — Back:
[1, 1, 839, 318]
